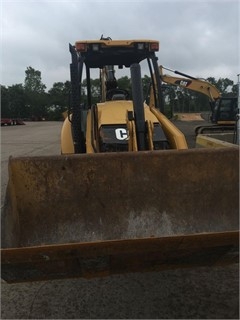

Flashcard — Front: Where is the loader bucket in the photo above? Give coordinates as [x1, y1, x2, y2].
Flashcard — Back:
[1, 148, 239, 283]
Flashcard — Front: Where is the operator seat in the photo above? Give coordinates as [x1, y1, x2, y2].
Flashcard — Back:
[106, 88, 130, 101]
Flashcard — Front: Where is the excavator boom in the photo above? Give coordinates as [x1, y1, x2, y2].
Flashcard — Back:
[159, 65, 221, 101]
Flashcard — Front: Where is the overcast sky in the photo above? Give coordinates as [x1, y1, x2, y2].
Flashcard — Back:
[1, 0, 239, 90]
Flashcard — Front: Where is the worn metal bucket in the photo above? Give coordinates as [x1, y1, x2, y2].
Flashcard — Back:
[1, 148, 239, 283]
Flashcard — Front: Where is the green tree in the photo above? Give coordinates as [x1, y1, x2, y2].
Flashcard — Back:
[231, 84, 238, 96]
[207, 76, 234, 96]
[90, 78, 101, 103]
[47, 81, 70, 120]
[81, 78, 100, 105]
[118, 76, 132, 96]
[216, 78, 234, 95]
[142, 75, 151, 101]
[24, 66, 47, 119]
[161, 85, 176, 116]
[1, 84, 27, 118]
[24, 66, 46, 93]
[1, 85, 9, 117]
[7, 84, 26, 118]
[206, 77, 217, 86]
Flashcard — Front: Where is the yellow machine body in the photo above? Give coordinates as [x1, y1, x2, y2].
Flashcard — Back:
[61, 102, 188, 154]
[1, 38, 239, 283]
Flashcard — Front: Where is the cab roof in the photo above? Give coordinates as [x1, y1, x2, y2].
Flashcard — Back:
[73, 39, 159, 68]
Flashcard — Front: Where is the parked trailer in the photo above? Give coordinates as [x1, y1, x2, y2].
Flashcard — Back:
[1, 118, 25, 126]
[1, 118, 13, 126]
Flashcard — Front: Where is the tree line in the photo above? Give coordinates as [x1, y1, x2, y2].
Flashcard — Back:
[1, 66, 238, 121]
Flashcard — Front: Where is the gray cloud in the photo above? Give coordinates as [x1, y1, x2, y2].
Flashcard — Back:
[1, 0, 239, 89]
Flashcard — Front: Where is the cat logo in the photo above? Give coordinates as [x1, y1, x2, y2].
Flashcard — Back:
[115, 128, 128, 140]
[175, 80, 192, 87]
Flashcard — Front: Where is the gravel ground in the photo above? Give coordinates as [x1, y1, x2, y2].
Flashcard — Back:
[174, 119, 204, 148]
[1, 265, 239, 319]
[1, 119, 239, 319]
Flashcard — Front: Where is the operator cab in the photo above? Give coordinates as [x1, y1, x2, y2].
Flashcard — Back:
[212, 97, 238, 123]
[68, 38, 169, 153]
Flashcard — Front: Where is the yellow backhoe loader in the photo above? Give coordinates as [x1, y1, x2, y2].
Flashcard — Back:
[1, 38, 239, 283]
[159, 66, 238, 134]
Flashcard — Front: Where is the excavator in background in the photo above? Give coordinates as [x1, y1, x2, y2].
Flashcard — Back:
[1, 38, 238, 283]
[159, 66, 238, 135]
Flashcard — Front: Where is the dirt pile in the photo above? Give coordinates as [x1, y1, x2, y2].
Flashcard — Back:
[176, 113, 204, 121]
